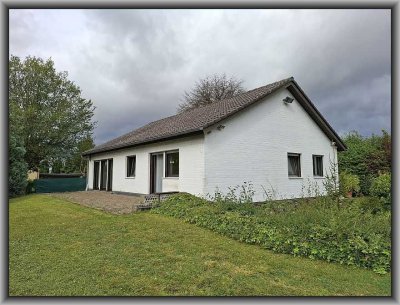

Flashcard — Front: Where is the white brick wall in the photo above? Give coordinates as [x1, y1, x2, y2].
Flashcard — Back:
[87, 87, 338, 201]
[203, 87, 338, 202]
[87, 134, 205, 196]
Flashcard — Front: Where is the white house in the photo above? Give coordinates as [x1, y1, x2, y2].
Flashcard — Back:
[82, 77, 346, 202]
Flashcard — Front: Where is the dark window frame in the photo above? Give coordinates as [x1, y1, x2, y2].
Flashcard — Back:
[312, 155, 324, 177]
[126, 155, 136, 177]
[165, 150, 179, 178]
[288, 153, 302, 177]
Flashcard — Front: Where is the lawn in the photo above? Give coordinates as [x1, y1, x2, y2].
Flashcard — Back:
[9, 195, 391, 296]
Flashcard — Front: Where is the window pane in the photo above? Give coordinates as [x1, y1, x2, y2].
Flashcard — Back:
[127, 156, 136, 177]
[166, 152, 179, 177]
[313, 155, 323, 176]
[288, 154, 301, 177]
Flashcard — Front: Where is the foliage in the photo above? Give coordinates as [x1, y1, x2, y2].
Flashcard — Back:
[338, 131, 391, 195]
[370, 173, 391, 206]
[322, 161, 339, 198]
[207, 181, 255, 204]
[152, 193, 391, 274]
[339, 171, 361, 195]
[350, 196, 390, 214]
[9, 134, 28, 197]
[177, 73, 245, 113]
[9, 195, 390, 296]
[9, 55, 96, 170]
[44, 136, 95, 174]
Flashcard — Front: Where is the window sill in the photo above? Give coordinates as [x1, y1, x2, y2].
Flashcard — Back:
[125, 177, 136, 179]
[313, 176, 325, 179]
[164, 177, 179, 179]
[288, 176, 303, 179]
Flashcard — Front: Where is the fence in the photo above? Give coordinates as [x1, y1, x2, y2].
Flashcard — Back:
[34, 175, 87, 193]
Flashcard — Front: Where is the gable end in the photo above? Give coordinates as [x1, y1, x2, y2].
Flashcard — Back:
[286, 81, 346, 151]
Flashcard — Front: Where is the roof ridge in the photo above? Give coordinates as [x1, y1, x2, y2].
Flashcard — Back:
[126, 76, 295, 128]
[84, 76, 295, 155]
[156, 76, 294, 118]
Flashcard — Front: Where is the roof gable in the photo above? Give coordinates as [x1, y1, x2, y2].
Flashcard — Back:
[83, 77, 345, 156]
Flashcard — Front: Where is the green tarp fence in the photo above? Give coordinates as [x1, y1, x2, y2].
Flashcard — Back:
[35, 177, 87, 193]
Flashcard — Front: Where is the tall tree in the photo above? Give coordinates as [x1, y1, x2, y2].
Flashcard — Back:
[9, 55, 96, 170]
[177, 74, 245, 113]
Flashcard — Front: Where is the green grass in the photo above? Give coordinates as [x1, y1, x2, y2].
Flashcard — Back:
[9, 195, 391, 296]
[152, 194, 391, 273]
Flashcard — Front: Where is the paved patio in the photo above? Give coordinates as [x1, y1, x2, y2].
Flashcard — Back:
[50, 191, 145, 214]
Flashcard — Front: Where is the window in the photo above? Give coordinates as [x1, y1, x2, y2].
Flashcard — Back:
[126, 156, 136, 177]
[313, 155, 323, 177]
[288, 153, 301, 177]
[166, 151, 179, 177]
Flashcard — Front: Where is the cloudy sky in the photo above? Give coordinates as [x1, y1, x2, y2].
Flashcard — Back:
[9, 9, 391, 145]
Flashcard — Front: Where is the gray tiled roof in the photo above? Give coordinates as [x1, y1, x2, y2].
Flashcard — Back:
[83, 77, 294, 155]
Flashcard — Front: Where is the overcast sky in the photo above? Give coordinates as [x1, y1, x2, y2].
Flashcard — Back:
[9, 9, 391, 145]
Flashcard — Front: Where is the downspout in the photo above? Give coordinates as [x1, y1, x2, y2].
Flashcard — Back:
[85, 155, 91, 191]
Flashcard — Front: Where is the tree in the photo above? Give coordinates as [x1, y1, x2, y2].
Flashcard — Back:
[338, 130, 391, 195]
[64, 136, 95, 174]
[177, 74, 245, 113]
[9, 134, 28, 197]
[9, 55, 96, 170]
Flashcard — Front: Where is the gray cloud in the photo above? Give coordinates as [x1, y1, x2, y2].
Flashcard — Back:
[9, 9, 391, 144]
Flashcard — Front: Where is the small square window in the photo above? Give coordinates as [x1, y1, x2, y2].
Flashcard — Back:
[127, 156, 136, 177]
[166, 151, 179, 177]
[313, 155, 323, 177]
[288, 153, 301, 177]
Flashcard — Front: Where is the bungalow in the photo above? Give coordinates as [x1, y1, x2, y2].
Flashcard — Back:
[82, 77, 346, 201]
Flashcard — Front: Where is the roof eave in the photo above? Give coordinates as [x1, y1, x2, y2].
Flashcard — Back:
[82, 129, 204, 157]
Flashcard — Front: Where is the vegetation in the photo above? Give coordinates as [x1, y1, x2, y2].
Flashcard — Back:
[9, 195, 390, 296]
[339, 171, 361, 197]
[9, 55, 96, 173]
[338, 130, 391, 195]
[370, 173, 391, 207]
[152, 193, 391, 274]
[50, 137, 95, 174]
[9, 135, 28, 197]
[177, 74, 245, 113]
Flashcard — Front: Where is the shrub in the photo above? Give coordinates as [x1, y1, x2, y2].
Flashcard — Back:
[370, 173, 391, 206]
[350, 196, 389, 214]
[323, 161, 340, 200]
[338, 130, 391, 195]
[207, 181, 255, 204]
[152, 194, 391, 274]
[9, 135, 28, 197]
[340, 171, 360, 196]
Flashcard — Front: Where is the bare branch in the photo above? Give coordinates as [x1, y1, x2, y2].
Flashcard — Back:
[177, 74, 245, 113]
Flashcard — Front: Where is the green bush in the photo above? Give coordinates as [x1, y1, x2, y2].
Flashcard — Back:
[370, 173, 391, 206]
[338, 130, 391, 195]
[350, 196, 389, 214]
[340, 171, 360, 196]
[9, 135, 28, 197]
[152, 194, 391, 274]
